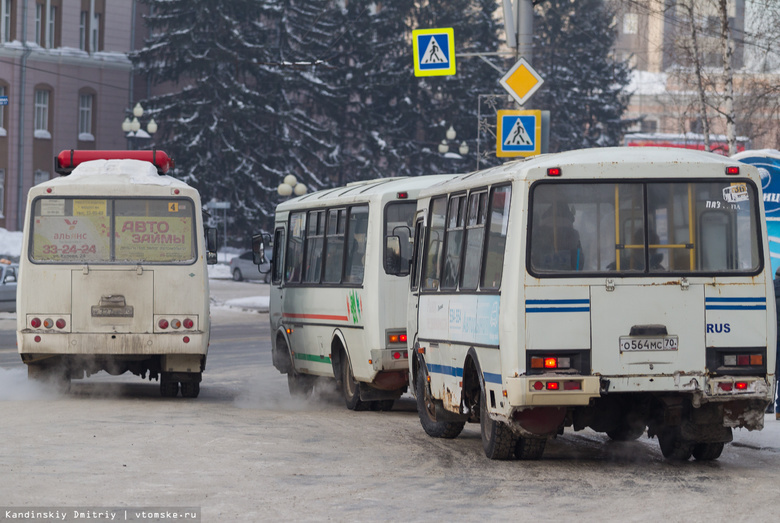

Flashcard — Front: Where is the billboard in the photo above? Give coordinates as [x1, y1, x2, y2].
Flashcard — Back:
[732, 150, 780, 276]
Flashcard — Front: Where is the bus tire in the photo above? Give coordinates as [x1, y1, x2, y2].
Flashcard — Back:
[160, 376, 179, 398]
[515, 437, 546, 460]
[232, 268, 243, 281]
[658, 426, 693, 461]
[480, 386, 517, 460]
[692, 442, 724, 461]
[415, 366, 464, 439]
[341, 356, 369, 411]
[287, 372, 315, 397]
[181, 381, 200, 398]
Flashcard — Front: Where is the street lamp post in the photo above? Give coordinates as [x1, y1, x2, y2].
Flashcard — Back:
[438, 124, 469, 156]
[122, 102, 157, 149]
[278, 174, 308, 197]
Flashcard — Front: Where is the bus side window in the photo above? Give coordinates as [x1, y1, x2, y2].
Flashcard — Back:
[460, 191, 487, 291]
[344, 205, 369, 284]
[304, 210, 325, 283]
[481, 185, 511, 290]
[410, 219, 425, 291]
[441, 194, 466, 290]
[422, 196, 447, 291]
[324, 208, 346, 283]
[285, 212, 305, 283]
[272, 228, 285, 285]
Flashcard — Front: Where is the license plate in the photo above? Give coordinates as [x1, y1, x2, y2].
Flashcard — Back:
[91, 306, 134, 317]
[619, 336, 678, 352]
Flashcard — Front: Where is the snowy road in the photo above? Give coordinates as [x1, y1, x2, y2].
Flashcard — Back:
[0, 280, 779, 521]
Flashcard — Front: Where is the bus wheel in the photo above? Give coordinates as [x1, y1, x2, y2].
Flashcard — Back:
[658, 427, 693, 461]
[181, 381, 200, 398]
[480, 387, 517, 460]
[692, 442, 724, 461]
[515, 437, 546, 460]
[341, 357, 369, 411]
[287, 372, 315, 397]
[415, 366, 464, 439]
[160, 376, 179, 398]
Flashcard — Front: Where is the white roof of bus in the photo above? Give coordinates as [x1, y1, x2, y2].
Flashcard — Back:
[425, 146, 756, 195]
[275, 174, 454, 212]
[39, 159, 191, 189]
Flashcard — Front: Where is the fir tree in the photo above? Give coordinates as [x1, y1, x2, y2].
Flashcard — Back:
[533, 0, 633, 152]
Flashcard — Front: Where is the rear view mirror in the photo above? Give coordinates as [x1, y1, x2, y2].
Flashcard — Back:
[252, 233, 267, 265]
[385, 236, 403, 275]
[206, 227, 218, 265]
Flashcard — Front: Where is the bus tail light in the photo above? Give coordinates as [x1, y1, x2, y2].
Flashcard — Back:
[30, 318, 41, 328]
[531, 356, 571, 370]
[43, 318, 54, 329]
[387, 330, 407, 345]
[55, 319, 66, 329]
[723, 353, 763, 366]
[158, 319, 169, 330]
[170, 319, 182, 329]
[183, 318, 194, 329]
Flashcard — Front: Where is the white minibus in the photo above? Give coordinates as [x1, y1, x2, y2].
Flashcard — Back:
[262, 175, 451, 410]
[408, 147, 776, 460]
[17, 150, 217, 397]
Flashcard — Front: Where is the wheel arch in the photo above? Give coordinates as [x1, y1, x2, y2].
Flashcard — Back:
[463, 347, 484, 419]
[330, 329, 348, 383]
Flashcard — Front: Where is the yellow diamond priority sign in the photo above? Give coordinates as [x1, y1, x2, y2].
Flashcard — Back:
[500, 58, 544, 106]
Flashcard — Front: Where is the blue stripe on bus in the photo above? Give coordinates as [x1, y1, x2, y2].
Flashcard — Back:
[706, 305, 766, 310]
[426, 364, 503, 385]
[705, 297, 766, 311]
[705, 297, 765, 303]
[526, 299, 590, 304]
[526, 299, 590, 313]
[484, 372, 502, 384]
[426, 363, 463, 378]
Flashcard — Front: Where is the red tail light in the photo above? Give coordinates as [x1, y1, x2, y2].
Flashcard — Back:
[31, 318, 41, 328]
[399, 334, 408, 343]
[183, 318, 194, 329]
[735, 381, 748, 390]
[55, 319, 66, 329]
[158, 319, 169, 329]
[546, 382, 560, 390]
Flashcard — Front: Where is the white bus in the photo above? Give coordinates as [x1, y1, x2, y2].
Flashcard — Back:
[261, 175, 451, 410]
[408, 147, 776, 461]
[17, 150, 218, 398]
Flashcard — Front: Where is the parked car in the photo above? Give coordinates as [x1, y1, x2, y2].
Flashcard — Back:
[0, 262, 18, 313]
[229, 250, 271, 283]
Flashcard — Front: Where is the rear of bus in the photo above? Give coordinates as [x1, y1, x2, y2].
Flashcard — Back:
[517, 147, 775, 459]
[17, 151, 214, 398]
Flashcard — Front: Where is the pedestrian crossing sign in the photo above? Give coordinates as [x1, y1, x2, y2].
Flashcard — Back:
[496, 110, 541, 157]
[412, 28, 456, 77]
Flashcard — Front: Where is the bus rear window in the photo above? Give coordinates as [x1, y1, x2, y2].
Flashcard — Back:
[30, 197, 196, 264]
[528, 180, 761, 276]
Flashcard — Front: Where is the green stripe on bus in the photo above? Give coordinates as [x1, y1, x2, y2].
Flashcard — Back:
[294, 353, 333, 364]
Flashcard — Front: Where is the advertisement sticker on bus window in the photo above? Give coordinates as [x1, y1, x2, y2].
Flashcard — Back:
[114, 216, 193, 262]
[32, 215, 111, 261]
[74, 200, 107, 216]
[723, 183, 749, 203]
[40, 199, 65, 216]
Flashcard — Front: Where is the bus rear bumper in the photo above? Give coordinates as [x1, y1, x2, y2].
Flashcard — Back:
[17, 331, 208, 357]
[505, 376, 602, 407]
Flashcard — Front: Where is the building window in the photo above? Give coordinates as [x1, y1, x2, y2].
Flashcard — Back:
[79, 11, 86, 50]
[0, 168, 5, 218]
[33, 169, 50, 185]
[1, 0, 13, 43]
[623, 13, 638, 35]
[640, 119, 657, 133]
[46, 5, 56, 48]
[34, 89, 50, 138]
[79, 93, 94, 139]
[91, 12, 100, 52]
[0, 85, 6, 136]
[35, 3, 41, 45]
